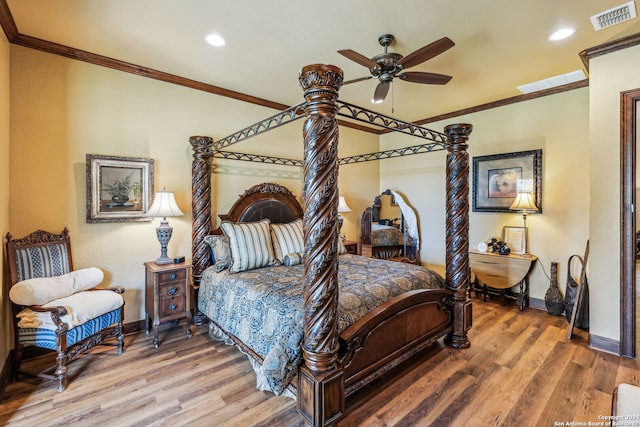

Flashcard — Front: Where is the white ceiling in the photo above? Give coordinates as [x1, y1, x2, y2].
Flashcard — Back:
[6, 0, 640, 122]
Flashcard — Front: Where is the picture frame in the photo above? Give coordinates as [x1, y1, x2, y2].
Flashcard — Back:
[86, 154, 155, 223]
[472, 149, 542, 213]
[503, 226, 528, 255]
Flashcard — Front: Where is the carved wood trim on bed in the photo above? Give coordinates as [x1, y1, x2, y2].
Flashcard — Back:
[189, 63, 472, 427]
[217, 183, 304, 230]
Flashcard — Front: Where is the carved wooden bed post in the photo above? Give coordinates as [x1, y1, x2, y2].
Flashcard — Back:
[190, 136, 213, 324]
[297, 63, 344, 427]
[443, 123, 473, 348]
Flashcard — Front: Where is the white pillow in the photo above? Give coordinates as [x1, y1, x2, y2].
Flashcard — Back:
[221, 219, 278, 273]
[338, 238, 347, 255]
[10, 267, 104, 306]
[270, 219, 304, 262]
[283, 252, 303, 266]
[16, 290, 123, 330]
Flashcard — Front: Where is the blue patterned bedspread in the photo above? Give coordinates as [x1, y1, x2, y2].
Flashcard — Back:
[198, 254, 444, 395]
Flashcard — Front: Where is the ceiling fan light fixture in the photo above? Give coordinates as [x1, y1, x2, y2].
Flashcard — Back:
[204, 33, 226, 47]
[548, 28, 575, 41]
[371, 97, 384, 104]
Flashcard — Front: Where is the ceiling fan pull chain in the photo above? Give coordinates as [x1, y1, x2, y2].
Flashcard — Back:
[392, 81, 395, 114]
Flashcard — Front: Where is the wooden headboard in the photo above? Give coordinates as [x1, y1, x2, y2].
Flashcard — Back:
[212, 182, 303, 234]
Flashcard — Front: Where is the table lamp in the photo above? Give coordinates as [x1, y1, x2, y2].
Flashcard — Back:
[510, 192, 538, 228]
[146, 190, 184, 265]
[337, 196, 351, 232]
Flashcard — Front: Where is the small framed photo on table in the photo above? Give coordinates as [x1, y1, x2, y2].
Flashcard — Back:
[503, 226, 528, 255]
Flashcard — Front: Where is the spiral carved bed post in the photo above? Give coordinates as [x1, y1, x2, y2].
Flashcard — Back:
[297, 64, 344, 427]
[190, 136, 213, 325]
[443, 123, 473, 349]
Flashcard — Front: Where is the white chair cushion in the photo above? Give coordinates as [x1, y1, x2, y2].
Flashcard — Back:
[9, 267, 104, 306]
[16, 290, 123, 330]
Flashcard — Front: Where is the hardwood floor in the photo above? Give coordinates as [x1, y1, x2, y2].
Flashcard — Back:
[1, 299, 639, 427]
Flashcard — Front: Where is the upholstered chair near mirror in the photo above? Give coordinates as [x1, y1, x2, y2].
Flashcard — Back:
[360, 189, 419, 264]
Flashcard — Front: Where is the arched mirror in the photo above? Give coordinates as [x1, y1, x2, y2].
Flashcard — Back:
[360, 189, 419, 264]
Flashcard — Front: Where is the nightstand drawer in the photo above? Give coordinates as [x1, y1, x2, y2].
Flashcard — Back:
[160, 297, 186, 317]
[157, 268, 187, 283]
[158, 282, 185, 299]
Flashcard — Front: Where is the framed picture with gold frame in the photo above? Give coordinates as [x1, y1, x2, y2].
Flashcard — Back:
[86, 154, 155, 223]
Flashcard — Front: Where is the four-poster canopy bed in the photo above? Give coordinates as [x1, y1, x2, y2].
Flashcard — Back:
[189, 63, 472, 426]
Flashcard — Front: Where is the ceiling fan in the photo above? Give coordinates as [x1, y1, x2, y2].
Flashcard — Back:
[338, 34, 454, 103]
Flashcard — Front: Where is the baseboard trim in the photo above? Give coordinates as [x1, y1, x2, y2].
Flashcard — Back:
[589, 334, 621, 355]
[528, 297, 547, 311]
[123, 319, 145, 336]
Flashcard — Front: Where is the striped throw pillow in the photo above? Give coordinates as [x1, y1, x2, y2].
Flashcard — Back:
[270, 219, 304, 262]
[221, 219, 277, 273]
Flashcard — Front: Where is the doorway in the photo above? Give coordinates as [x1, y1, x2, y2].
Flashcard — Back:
[621, 89, 640, 358]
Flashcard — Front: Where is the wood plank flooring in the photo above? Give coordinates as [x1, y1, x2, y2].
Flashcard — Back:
[1, 299, 639, 427]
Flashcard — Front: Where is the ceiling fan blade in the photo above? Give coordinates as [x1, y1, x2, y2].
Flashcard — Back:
[399, 71, 452, 85]
[372, 81, 391, 103]
[338, 49, 379, 69]
[397, 37, 455, 70]
[343, 76, 374, 85]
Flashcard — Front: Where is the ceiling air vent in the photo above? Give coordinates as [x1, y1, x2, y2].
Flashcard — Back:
[590, 1, 637, 30]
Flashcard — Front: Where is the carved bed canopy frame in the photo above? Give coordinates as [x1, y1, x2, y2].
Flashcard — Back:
[189, 63, 472, 426]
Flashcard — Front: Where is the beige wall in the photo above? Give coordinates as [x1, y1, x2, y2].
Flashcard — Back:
[379, 88, 590, 307]
[1, 30, 10, 369]
[589, 44, 640, 342]
[7, 46, 378, 328]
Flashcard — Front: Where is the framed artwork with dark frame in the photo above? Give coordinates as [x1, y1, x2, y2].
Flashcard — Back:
[472, 149, 542, 213]
[86, 154, 155, 223]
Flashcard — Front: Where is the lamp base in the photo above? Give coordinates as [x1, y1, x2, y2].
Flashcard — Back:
[155, 219, 174, 265]
[154, 256, 173, 265]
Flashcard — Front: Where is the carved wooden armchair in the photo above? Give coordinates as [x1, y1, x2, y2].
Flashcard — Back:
[5, 228, 125, 392]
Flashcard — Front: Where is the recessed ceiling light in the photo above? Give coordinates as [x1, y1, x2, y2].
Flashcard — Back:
[548, 28, 575, 41]
[204, 33, 226, 47]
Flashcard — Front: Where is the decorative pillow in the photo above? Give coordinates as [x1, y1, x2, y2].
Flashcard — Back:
[10, 267, 104, 306]
[338, 238, 347, 255]
[270, 219, 304, 262]
[283, 252, 303, 266]
[204, 234, 232, 272]
[221, 219, 278, 273]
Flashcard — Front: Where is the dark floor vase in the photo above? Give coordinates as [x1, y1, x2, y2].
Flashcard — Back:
[545, 262, 564, 316]
[564, 255, 589, 329]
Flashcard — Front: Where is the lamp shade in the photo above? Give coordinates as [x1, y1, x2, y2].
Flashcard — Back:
[509, 192, 538, 212]
[338, 196, 351, 213]
[146, 191, 184, 218]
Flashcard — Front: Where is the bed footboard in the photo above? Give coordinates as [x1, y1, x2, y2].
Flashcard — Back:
[338, 288, 454, 396]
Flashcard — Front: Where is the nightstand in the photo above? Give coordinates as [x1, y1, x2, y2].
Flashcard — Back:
[468, 250, 537, 311]
[343, 240, 358, 255]
[144, 260, 193, 348]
